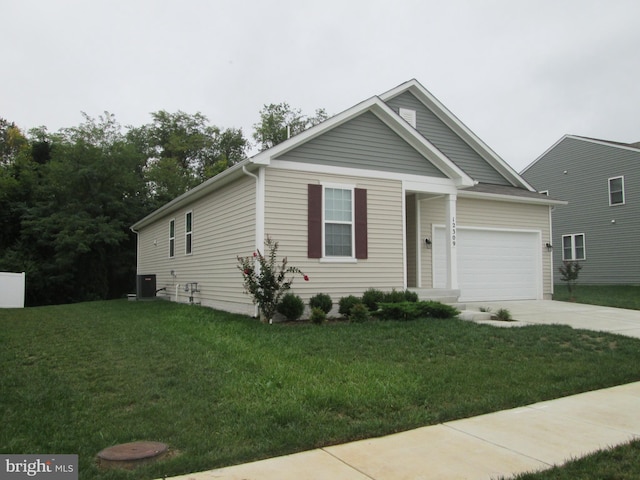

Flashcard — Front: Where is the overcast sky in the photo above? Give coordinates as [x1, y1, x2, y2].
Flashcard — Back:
[3, 0, 639, 172]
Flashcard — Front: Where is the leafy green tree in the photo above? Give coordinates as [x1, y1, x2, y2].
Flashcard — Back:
[128, 111, 247, 205]
[0, 113, 149, 305]
[252, 103, 328, 151]
[0, 118, 28, 165]
[0, 121, 36, 254]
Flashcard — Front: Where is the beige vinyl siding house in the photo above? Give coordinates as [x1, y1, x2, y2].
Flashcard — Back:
[263, 167, 405, 302]
[136, 174, 257, 315]
[132, 79, 563, 316]
[419, 197, 552, 301]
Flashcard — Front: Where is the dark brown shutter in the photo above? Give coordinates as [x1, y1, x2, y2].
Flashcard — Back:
[355, 188, 368, 259]
[308, 184, 322, 258]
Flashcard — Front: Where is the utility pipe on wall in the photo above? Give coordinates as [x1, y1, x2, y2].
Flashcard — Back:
[242, 165, 262, 319]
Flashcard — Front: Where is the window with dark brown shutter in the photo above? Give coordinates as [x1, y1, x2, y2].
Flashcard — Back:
[308, 184, 322, 258]
[308, 184, 368, 259]
[355, 188, 368, 259]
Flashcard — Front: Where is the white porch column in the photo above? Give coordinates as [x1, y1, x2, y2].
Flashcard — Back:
[445, 194, 458, 290]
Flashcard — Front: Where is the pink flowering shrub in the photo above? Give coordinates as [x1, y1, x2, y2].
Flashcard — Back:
[237, 236, 308, 322]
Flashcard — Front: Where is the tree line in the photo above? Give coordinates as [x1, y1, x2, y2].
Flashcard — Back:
[0, 104, 327, 306]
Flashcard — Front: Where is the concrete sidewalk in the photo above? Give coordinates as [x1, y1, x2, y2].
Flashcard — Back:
[166, 382, 640, 480]
[464, 300, 640, 338]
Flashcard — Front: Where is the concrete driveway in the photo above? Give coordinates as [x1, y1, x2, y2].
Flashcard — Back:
[465, 300, 640, 339]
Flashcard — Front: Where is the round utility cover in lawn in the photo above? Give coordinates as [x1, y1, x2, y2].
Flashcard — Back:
[97, 441, 169, 470]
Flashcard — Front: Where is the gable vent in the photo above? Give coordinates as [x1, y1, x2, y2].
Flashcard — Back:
[398, 108, 417, 128]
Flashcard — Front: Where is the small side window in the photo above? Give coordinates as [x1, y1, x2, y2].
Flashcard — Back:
[608, 176, 625, 206]
[169, 219, 175, 258]
[185, 211, 193, 255]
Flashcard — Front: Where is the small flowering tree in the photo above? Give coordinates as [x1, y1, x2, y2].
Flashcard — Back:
[559, 260, 582, 298]
[237, 236, 309, 323]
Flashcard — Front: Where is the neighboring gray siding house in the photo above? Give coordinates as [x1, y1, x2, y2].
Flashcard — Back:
[522, 135, 640, 285]
[132, 79, 561, 316]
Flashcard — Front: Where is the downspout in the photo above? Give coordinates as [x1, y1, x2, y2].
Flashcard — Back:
[548, 205, 554, 299]
[242, 165, 264, 318]
[129, 226, 140, 293]
[242, 165, 263, 247]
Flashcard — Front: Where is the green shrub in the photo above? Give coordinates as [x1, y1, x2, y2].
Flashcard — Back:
[494, 308, 513, 322]
[339, 295, 362, 318]
[378, 302, 416, 320]
[403, 289, 419, 302]
[414, 301, 459, 319]
[382, 289, 418, 304]
[362, 288, 385, 311]
[350, 302, 370, 323]
[382, 289, 406, 304]
[309, 293, 333, 314]
[309, 307, 326, 325]
[378, 301, 459, 321]
[276, 293, 305, 321]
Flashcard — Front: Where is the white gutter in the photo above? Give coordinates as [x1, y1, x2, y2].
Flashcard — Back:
[129, 226, 140, 275]
[241, 165, 264, 319]
[241, 165, 264, 251]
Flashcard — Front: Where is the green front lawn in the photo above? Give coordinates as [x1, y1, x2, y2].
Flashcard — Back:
[2, 300, 640, 480]
[553, 284, 640, 310]
[505, 439, 640, 480]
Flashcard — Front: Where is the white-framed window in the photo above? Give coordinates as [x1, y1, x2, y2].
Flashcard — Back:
[308, 184, 367, 260]
[324, 185, 354, 258]
[185, 211, 193, 255]
[562, 233, 586, 261]
[169, 219, 175, 258]
[608, 176, 625, 206]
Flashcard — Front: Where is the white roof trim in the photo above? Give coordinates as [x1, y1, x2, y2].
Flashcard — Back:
[250, 95, 474, 187]
[520, 134, 569, 174]
[131, 159, 255, 230]
[521, 134, 640, 175]
[380, 79, 536, 191]
[566, 135, 640, 153]
[458, 189, 567, 206]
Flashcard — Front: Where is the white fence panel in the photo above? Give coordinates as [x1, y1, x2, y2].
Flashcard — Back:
[0, 272, 26, 308]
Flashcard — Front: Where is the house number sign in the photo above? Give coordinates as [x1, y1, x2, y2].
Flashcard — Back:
[451, 217, 456, 247]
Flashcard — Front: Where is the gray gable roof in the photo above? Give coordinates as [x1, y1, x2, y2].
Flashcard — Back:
[379, 79, 534, 191]
[276, 111, 447, 178]
[384, 91, 510, 185]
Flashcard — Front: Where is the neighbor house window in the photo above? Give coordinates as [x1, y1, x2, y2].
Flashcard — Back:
[169, 219, 175, 258]
[608, 176, 625, 205]
[185, 211, 193, 255]
[562, 233, 585, 261]
[324, 187, 354, 257]
[307, 184, 367, 260]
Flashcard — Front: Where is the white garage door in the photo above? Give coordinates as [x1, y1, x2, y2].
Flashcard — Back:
[434, 227, 540, 301]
